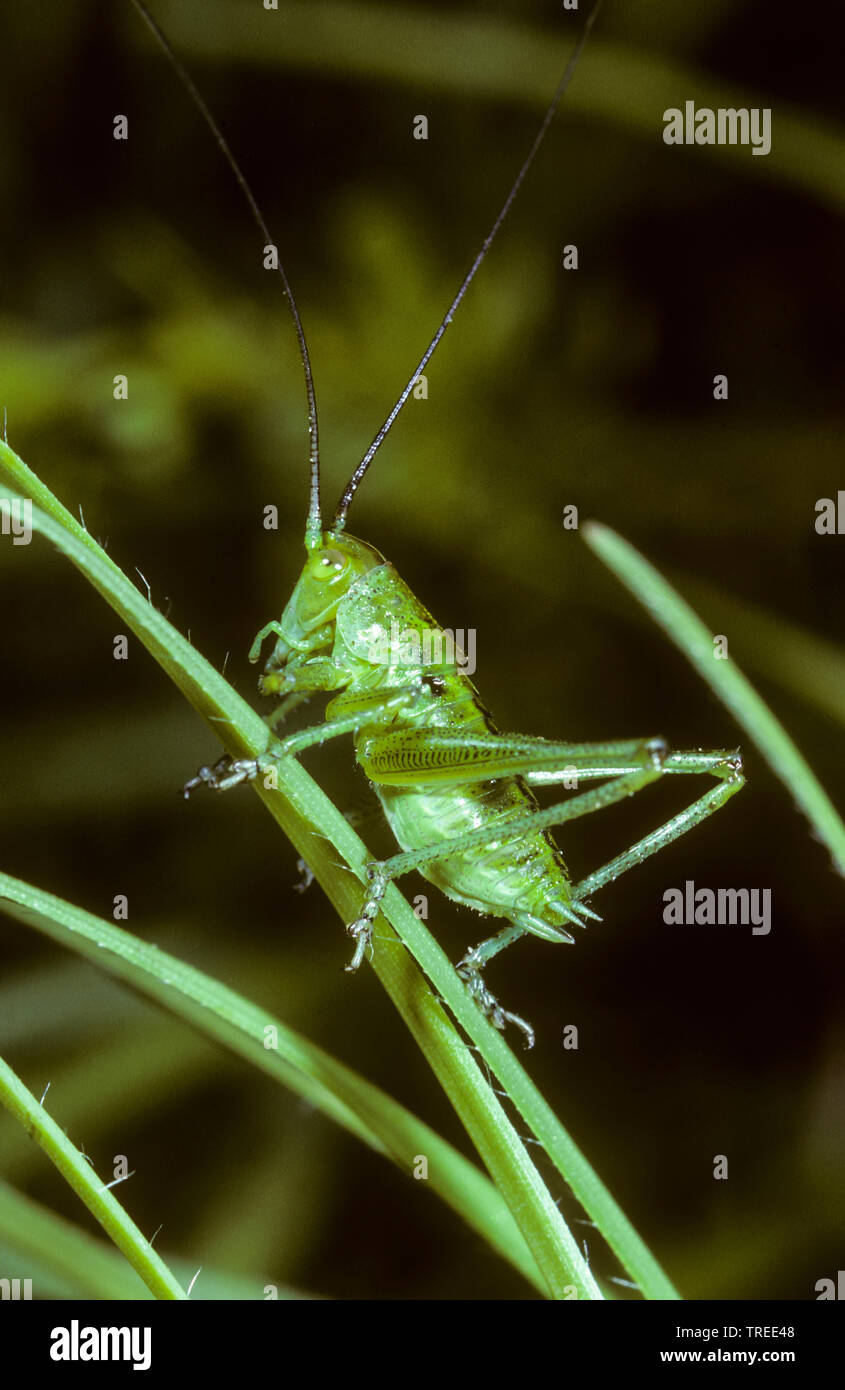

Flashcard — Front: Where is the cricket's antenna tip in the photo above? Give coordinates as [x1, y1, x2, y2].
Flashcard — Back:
[129, 0, 321, 529]
[331, 0, 603, 527]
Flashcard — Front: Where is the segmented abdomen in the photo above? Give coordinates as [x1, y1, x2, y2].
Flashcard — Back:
[374, 770, 575, 928]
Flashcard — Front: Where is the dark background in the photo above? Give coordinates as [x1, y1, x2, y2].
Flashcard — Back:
[0, 0, 843, 1299]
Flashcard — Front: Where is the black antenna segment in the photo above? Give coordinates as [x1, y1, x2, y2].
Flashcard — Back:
[333, 0, 603, 531]
[128, 0, 323, 548]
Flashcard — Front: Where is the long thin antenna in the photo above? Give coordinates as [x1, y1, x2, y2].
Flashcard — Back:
[128, 0, 323, 548]
[333, 0, 603, 532]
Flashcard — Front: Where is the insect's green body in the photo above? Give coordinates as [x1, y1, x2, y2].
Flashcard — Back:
[227, 523, 742, 1047]
[258, 533, 586, 947]
[161, 0, 745, 1044]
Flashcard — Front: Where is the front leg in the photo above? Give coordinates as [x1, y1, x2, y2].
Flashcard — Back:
[183, 647, 345, 796]
[182, 750, 277, 797]
[183, 681, 428, 797]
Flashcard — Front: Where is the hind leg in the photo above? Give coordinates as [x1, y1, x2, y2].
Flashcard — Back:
[349, 733, 743, 1046]
[455, 760, 743, 1046]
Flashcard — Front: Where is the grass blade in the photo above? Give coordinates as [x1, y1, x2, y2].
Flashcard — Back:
[0, 1055, 186, 1299]
[583, 522, 845, 876]
[0, 868, 544, 1295]
[666, 572, 845, 730]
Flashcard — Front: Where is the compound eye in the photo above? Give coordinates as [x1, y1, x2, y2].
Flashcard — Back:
[312, 548, 348, 581]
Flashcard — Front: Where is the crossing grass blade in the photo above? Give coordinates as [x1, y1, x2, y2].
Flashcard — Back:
[0, 868, 546, 1295]
[0, 1052, 187, 1299]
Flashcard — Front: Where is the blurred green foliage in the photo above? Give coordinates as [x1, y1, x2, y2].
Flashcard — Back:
[0, 0, 843, 1299]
